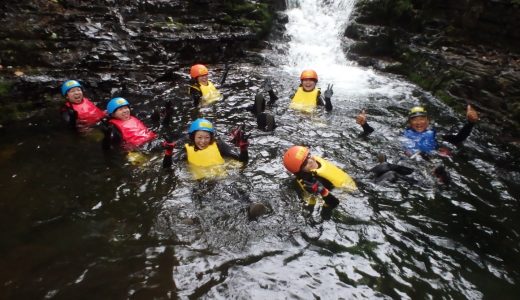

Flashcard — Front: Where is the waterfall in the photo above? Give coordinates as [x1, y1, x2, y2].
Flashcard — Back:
[279, 0, 409, 100]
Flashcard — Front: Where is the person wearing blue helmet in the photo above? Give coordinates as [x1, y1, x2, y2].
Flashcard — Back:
[356, 104, 479, 185]
[162, 118, 249, 179]
[102, 97, 175, 153]
[59, 80, 106, 133]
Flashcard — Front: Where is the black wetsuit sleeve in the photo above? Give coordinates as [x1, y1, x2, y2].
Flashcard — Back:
[361, 122, 375, 136]
[102, 123, 123, 150]
[216, 139, 248, 163]
[163, 147, 187, 168]
[61, 106, 77, 129]
[189, 86, 202, 107]
[296, 172, 334, 192]
[317, 91, 332, 112]
[267, 90, 278, 105]
[443, 122, 475, 145]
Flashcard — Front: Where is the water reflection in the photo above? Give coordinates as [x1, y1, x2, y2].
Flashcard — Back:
[2, 3, 520, 300]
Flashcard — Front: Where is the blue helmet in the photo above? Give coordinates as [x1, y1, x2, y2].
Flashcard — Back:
[107, 97, 130, 115]
[61, 80, 82, 96]
[188, 118, 215, 134]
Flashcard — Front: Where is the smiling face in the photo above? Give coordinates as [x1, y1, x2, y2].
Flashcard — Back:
[301, 155, 319, 172]
[301, 79, 317, 92]
[112, 105, 131, 121]
[409, 115, 430, 133]
[197, 74, 209, 86]
[65, 87, 84, 104]
[194, 130, 212, 150]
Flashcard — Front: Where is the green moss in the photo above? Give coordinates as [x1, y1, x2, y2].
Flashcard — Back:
[221, 1, 273, 36]
[0, 80, 11, 97]
[434, 90, 457, 107]
[408, 72, 432, 90]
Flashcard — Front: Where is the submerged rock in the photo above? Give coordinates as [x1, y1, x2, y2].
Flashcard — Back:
[248, 202, 268, 220]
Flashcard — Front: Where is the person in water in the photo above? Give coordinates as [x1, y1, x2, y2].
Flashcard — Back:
[162, 118, 249, 179]
[283, 146, 357, 220]
[102, 97, 174, 153]
[356, 104, 479, 184]
[188, 64, 229, 106]
[289, 69, 333, 112]
[60, 80, 106, 133]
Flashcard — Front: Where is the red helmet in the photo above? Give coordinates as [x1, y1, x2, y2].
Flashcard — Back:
[300, 69, 318, 81]
[283, 146, 310, 173]
[190, 64, 209, 79]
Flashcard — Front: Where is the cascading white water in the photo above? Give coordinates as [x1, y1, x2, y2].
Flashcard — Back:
[280, 0, 412, 101]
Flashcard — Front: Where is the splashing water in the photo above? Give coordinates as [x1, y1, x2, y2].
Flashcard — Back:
[281, 0, 410, 99]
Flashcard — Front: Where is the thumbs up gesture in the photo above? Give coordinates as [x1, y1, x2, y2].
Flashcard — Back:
[356, 109, 368, 125]
[466, 104, 479, 123]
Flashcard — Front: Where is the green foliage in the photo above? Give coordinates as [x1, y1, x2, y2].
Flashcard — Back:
[0, 80, 12, 98]
[393, 0, 413, 16]
[220, 1, 273, 36]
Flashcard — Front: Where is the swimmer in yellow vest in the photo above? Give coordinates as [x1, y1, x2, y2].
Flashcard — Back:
[188, 64, 229, 106]
[162, 118, 249, 179]
[289, 69, 333, 113]
[283, 145, 357, 220]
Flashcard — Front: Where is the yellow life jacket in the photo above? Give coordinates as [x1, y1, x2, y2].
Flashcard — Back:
[185, 142, 226, 180]
[199, 81, 222, 105]
[296, 156, 357, 206]
[290, 87, 319, 113]
[312, 156, 357, 191]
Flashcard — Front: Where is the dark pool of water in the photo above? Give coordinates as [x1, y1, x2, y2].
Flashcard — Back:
[1, 63, 519, 299]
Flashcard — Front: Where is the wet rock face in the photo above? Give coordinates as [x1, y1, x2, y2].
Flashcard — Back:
[0, 0, 281, 123]
[345, 0, 520, 139]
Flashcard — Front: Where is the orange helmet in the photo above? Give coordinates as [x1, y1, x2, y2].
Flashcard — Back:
[300, 69, 318, 81]
[283, 146, 310, 174]
[190, 64, 209, 79]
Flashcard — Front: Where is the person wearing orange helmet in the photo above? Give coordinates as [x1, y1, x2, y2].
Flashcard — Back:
[289, 69, 333, 112]
[356, 104, 479, 185]
[283, 145, 357, 220]
[188, 63, 229, 106]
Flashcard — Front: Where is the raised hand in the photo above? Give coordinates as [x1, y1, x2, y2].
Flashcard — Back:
[356, 109, 367, 125]
[466, 104, 479, 123]
[324, 83, 333, 99]
[230, 124, 249, 150]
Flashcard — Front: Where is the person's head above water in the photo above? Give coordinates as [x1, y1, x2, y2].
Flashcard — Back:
[188, 118, 215, 150]
[107, 97, 131, 121]
[300, 69, 318, 92]
[190, 64, 209, 86]
[408, 106, 430, 133]
[283, 145, 319, 174]
[61, 80, 84, 104]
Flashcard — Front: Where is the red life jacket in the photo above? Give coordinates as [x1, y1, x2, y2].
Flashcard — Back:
[65, 98, 106, 127]
[109, 116, 157, 150]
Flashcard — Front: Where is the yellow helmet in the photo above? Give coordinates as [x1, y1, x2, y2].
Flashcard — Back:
[408, 106, 427, 119]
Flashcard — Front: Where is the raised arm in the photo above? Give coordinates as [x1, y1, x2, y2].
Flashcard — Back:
[356, 109, 374, 136]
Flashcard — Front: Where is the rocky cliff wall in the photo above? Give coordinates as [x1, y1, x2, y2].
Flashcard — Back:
[0, 0, 283, 124]
[345, 0, 520, 140]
